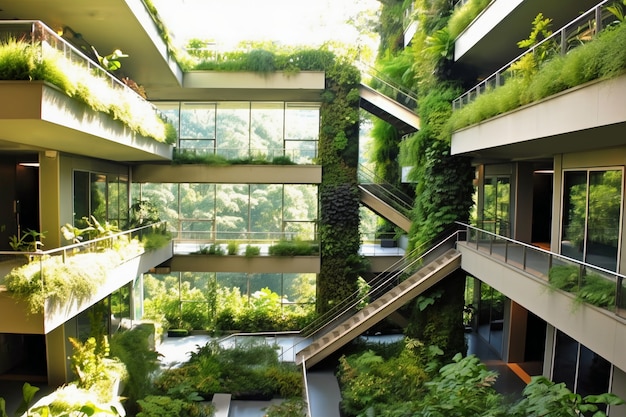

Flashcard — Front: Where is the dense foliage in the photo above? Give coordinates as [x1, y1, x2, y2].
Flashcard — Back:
[153, 342, 302, 401]
[337, 340, 623, 417]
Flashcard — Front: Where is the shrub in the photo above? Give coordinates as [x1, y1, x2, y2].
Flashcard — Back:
[245, 244, 261, 257]
[268, 240, 318, 256]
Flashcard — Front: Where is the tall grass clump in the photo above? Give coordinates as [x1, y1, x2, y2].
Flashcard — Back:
[447, 0, 491, 39]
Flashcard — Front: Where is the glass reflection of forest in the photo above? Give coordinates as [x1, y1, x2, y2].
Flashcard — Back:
[561, 169, 622, 271]
[132, 183, 318, 242]
[156, 101, 320, 163]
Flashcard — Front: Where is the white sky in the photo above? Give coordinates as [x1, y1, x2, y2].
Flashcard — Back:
[152, 0, 380, 48]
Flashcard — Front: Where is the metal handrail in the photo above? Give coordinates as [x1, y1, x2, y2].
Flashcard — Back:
[452, 0, 615, 110]
[456, 222, 626, 317]
[357, 61, 418, 111]
[358, 164, 414, 216]
[0, 221, 168, 259]
[0, 20, 149, 103]
[299, 227, 460, 341]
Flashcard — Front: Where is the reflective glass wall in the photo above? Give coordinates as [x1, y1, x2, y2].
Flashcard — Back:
[156, 101, 320, 164]
[132, 183, 317, 243]
[561, 169, 623, 271]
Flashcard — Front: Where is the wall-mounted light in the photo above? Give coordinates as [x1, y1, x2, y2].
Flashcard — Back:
[18, 162, 39, 168]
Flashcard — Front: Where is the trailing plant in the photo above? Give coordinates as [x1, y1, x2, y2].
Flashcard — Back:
[447, 0, 492, 39]
[4, 233, 143, 313]
[548, 265, 616, 309]
[449, 19, 626, 131]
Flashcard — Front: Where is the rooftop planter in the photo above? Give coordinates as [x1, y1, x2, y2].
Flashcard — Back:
[0, 20, 176, 145]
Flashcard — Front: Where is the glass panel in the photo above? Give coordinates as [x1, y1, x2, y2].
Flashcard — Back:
[180, 220, 213, 241]
[180, 102, 216, 139]
[179, 139, 215, 151]
[283, 273, 316, 304]
[91, 173, 107, 222]
[251, 102, 284, 154]
[561, 171, 587, 262]
[73, 171, 90, 226]
[285, 104, 319, 140]
[496, 177, 510, 237]
[179, 183, 215, 219]
[553, 330, 578, 391]
[107, 175, 119, 225]
[285, 139, 317, 163]
[216, 184, 249, 239]
[250, 184, 282, 238]
[284, 221, 316, 241]
[284, 184, 317, 220]
[576, 345, 610, 402]
[216, 102, 250, 159]
[138, 183, 179, 230]
[118, 176, 129, 229]
[249, 273, 281, 297]
[586, 170, 621, 271]
[155, 102, 180, 140]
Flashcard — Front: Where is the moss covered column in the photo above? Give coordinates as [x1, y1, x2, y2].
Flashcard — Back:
[316, 60, 363, 315]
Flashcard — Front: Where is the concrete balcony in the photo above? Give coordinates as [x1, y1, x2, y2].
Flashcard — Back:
[0, 238, 173, 334]
[132, 163, 322, 184]
[0, 81, 172, 161]
[451, 74, 626, 161]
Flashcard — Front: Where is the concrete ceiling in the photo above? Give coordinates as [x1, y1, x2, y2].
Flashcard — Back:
[453, 0, 602, 81]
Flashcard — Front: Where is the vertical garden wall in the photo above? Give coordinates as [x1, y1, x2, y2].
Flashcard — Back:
[316, 58, 363, 315]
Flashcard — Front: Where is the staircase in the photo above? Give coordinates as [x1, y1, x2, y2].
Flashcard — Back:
[358, 165, 413, 232]
[296, 248, 461, 368]
[359, 83, 420, 136]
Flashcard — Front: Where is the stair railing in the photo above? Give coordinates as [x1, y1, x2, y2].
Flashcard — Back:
[357, 61, 418, 111]
[358, 164, 414, 217]
[300, 226, 461, 340]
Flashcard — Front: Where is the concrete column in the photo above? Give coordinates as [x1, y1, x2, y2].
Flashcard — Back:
[513, 162, 534, 244]
[45, 325, 68, 386]
[504, 301, 528, 363]
[39, 150, 62, 248]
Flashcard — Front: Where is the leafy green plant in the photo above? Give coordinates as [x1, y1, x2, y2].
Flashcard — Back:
[109, 324, 161, 413]
[136, 395, 213, 417]
[227, 241, 239, 255]
[195, 243, 225, 255]
[509, 376, 623, 417]
[549, 265, 616, 309]
[8, 229, 45, 252]
[245, 244, 261, 257]
[268, 240, 318, 256]
[91, 48, 128, 72]
[263, 398, 307, 417]
[447, 0, 492, 39]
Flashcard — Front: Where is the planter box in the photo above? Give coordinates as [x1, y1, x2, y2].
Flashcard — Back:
[380, 238, 397, 248]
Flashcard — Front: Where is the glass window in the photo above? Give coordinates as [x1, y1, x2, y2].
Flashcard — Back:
[285, 103, 320, 140]
[216, 184, 249, 239]
[251, 102, 284, 156]
[250, 184, 282, 239]
[155, 102, 180, 140]
[561, 170, 623, 271]
[180, 102, 216, 139]
[216, 102, 250, 159]
[482, 176, 510, 237]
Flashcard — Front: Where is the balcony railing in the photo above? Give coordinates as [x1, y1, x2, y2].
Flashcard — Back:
[0, 222, 169, 311]
[0, 20, 151, 103]
[452, 0, 617, 110]
[457, 222, 626, 319]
